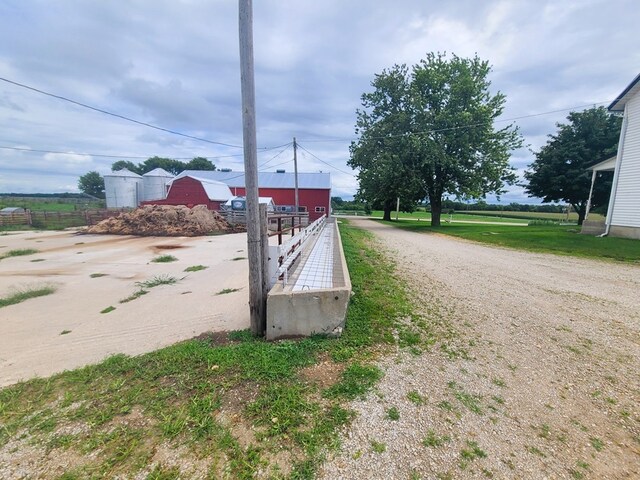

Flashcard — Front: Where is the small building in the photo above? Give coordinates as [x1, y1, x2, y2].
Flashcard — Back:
[174, 170, 331, 221]
[104, 169, 143, 208]
[142, 175, 232, 210]
[603, 73, 640, 239]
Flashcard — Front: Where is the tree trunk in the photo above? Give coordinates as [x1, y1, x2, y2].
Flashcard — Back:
[383, 205, 392, 221]
[430, 194, 442, 227]
[576, 204, 586, 226]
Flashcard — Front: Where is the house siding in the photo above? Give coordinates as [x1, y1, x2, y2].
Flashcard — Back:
[611, 93, 640, 229]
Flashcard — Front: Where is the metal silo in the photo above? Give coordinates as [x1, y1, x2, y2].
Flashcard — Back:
[104, 168, 143, 208]
[142, 168, 174, 201]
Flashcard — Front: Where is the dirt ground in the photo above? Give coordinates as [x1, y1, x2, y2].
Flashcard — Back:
[320, 219, 639, 480]
[0, 229, 251, 387]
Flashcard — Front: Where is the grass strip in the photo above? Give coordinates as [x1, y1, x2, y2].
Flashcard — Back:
[0, 248, 39, 261]
[0, 219, 416, 479]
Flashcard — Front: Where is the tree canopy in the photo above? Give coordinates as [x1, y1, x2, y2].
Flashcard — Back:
[524, 107, 621, 224]
[111, 156, 216, 175]
[349, 53, 522, 225]
[77, 171, 105, 199]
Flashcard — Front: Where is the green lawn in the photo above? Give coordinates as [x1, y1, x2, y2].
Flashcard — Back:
[385, 220, 640, 263]
[369, 210, 529, 224]
[0, 220, 431, 479]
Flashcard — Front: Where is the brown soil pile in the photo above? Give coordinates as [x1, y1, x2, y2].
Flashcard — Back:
[87, 205, 232, 236]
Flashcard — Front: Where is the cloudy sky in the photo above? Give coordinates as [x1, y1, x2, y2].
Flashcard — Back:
[0, 0, 638, 202]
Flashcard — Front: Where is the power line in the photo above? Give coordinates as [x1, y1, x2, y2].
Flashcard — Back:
[0, 77, 248, 149]
[296, 143, 355, 176]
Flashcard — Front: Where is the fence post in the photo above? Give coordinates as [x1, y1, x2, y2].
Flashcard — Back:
[277, 217, 282, 245]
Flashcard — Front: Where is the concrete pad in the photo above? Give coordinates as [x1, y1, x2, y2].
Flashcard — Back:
[0, 230, 250, 386]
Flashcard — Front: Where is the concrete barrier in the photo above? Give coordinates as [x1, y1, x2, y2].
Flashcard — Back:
[266, 219, 351, 340]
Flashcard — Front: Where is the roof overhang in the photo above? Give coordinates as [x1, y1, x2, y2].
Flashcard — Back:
[588, 156, 617, 172]
[608, 73, 640, 111]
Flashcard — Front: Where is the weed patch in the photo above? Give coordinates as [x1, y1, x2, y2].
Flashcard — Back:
[100, 306, 115, 314]
[216, 288, 240, 295]
[0, 285, 56, 308]
[184, 265, 208, 272]
[0, 248, 39, 260]
[135, 275, 178, 289]
[151, 254, 177, 263]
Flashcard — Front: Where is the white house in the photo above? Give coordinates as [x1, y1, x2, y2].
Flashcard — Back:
[604, 73, 640, 239]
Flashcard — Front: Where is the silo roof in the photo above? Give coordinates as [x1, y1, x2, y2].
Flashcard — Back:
[104, 168, 142, 178]
[143, 168, 174, 178]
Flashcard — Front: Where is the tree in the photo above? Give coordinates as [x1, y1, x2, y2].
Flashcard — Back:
[350, 53, 522, 226]
[524, 107, 621, 225]
[349, 64, 425, 221]
[78, 171, 105, 198]
[111, 160, 142, 174]
[185, 157, 216, 171]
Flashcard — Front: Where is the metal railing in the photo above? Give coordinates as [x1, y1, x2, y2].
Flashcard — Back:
[274, 214, 326, 286]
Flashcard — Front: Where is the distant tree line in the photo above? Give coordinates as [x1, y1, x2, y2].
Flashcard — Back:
[77, 156, 217, 199]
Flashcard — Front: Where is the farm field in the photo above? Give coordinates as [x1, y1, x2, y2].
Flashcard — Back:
[0, 197, 105, 212]
[368, 210, 527, 224]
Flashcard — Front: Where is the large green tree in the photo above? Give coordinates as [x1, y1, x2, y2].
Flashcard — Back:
[524, 107, 621, 225]
[77, 171, 105, 198]
[111, 157, 216, 175]
[349, 64, 426, 220]
[350, 53, 522, 225]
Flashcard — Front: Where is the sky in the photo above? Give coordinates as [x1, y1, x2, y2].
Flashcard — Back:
[0, 0, 638, 203]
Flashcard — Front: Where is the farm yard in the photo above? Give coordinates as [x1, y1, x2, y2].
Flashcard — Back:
[0, 218, 638, 479]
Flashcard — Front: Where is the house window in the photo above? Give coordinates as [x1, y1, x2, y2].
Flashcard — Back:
[315, 206, 326, 213]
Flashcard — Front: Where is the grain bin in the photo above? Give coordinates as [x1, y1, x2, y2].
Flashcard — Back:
[142, 168, 174, 201]
[104, 168, 143, 208]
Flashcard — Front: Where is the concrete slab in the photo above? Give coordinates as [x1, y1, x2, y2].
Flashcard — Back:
[0, 230, 250, 386]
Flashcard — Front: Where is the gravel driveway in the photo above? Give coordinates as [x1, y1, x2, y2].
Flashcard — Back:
[320, 219, 639, 479]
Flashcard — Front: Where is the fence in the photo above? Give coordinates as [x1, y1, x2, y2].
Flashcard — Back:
[0, 209, 128, 229]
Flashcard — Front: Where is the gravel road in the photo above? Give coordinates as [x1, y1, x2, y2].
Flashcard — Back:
[320, 219, 639, 480]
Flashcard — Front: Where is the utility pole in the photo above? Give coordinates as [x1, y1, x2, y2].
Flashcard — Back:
[293, 137, 299, 213]
[395, 197, 400, 221]
[238, 0, 265, 335]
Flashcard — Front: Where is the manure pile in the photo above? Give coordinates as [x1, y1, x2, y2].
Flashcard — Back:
[87, 205, 236, 236]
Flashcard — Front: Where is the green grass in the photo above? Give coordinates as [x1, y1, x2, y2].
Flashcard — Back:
[0, 286, 56, 308]
[89, 273, 108, 278]
[216, 288, 240, 295]
[151, 254, 177, 263]
[370, 440, 386, 453]
[407, 390, 426, 405]
[100, 306, 115, 314]
[135, 275, 178, 289]
[184, 265, 208, 272]
[382, 221, 640, 263]
[0, 219, 422, 479]
[0, 248, 39, 260]
[386, 406, 400, 420]
[119, 290, 149, 303]
[422, 429, 450, 447]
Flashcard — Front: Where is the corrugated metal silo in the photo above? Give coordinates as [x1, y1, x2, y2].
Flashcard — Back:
[104, 168, 143, 208]
[142, 168, 174, 201]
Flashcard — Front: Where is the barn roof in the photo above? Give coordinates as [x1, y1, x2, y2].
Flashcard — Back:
[175, 170, 331, 189]
[169, 175, 232, 201]
[609, 73, 640, 111]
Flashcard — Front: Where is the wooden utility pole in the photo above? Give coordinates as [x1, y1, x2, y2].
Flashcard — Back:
[239, 0, 265, 335]
[293, 137, 299, 213]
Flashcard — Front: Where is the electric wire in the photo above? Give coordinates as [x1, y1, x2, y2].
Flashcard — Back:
[296, 143, 355, 176]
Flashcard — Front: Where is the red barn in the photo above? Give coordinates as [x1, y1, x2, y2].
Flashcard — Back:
[174, 170, 331, 221]
[141, 175, 232, 210]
